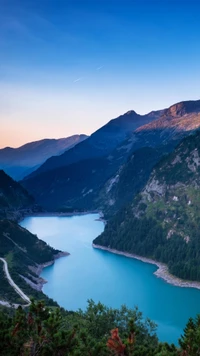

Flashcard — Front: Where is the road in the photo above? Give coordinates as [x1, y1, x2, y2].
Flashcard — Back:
[0, 257, 30, 305]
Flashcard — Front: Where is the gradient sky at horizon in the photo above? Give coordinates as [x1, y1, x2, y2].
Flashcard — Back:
[1, 0, 200, 148]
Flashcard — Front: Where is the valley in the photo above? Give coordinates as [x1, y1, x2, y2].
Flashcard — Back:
[2, 0, 200, 352]
[1, 100, 200, 354]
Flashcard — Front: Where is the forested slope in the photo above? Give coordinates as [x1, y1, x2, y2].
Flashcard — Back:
[94, 130, 200, 281]
[0, 219, 65, 305]
[0, 170, 67, 306]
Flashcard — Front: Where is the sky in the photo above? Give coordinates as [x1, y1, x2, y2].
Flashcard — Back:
[1, 0, 200, 148]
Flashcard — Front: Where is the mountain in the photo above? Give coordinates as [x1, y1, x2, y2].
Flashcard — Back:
[94, 130, 200, 282]
[0, 134, 87, 180]
[22, 100, 200, 212]
[0, 170, 37, 220]
[0, 219, 64, 305]
[25, 110, 160, 178]
[95, 100, 200, 214]
[21, 109, 164, 210]
[95, 145, 172, 216]
[0, 170, 67, 306]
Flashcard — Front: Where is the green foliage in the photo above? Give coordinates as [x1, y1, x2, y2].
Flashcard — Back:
[179, 315, 200, 355]
[0, 299, 178, 356]
[1, 299, 200, 355]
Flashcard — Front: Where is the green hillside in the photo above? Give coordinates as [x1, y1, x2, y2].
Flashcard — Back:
[94, 130, 200, 281]
[0, 170, 67, 306]
[0, 219, 64, 305]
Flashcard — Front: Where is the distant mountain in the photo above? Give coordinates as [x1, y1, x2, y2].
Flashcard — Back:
[25, 110, 160, 178]
[22, 100, 200, 212]
[0, 134, 87, 180]
[94, 129, 200, 282]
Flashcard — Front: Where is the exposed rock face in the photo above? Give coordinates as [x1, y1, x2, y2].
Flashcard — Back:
[144, 177, 165, 198]
[163, 100, 200, 117]
[134, 130, 200, 243]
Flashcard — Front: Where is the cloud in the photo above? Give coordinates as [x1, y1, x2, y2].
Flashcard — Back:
[73, 77, 83, 83]
[96, 66, 104, 70]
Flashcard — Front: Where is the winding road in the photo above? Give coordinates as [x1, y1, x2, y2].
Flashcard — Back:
[0, 257, 30, 306]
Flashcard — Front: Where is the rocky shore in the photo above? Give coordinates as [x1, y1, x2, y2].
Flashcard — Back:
[28, 251, 69, 291]
[93, 244, 200, 290]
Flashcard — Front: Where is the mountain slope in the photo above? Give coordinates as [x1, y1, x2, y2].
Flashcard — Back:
[25, 110, 160, 178]
[0, 134, 87, 180]
[0, 170, 67, 305]
[95, 145, 173, 216]
[22, 100, 200, 212]
[0, 219, 64, 305]
[94, 130, 200, 282]
[0, 170, 36, 220]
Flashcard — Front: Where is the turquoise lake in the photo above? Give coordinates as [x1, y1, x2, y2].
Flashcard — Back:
[20, 213, 200, 345]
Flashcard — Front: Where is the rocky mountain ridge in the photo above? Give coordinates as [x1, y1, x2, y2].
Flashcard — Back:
[22, 99, 200, 213]
[25, 109, 160, 178]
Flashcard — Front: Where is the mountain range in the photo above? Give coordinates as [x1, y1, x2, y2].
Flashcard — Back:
[21, 100, 200, 213]
[0, 134, 87, 180]
[1, 98, 200, 306]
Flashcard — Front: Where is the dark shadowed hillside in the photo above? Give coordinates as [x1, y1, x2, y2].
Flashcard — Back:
[26, 109, 160, 178]
[0, 171, 66, 305]
[0, 135, 87, 180]
[0, 170, 36, 220]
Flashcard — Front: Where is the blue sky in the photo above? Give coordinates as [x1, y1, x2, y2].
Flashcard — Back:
[1, 0, 200, 147]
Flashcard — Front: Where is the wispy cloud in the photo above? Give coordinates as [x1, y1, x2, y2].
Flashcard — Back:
[73, 77, 83, 83]
[96, 66, 104, 71]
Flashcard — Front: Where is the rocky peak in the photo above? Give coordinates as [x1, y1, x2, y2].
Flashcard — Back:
[164, 100, 200, 117]
[126, 110, 138, 116]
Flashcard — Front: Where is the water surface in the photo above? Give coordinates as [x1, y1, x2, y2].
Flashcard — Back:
[20, 214, 200, 344]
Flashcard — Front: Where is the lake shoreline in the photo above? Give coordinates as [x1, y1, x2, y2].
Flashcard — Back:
[18, 210, 106, 223]
[20, 212, 103, 292]
[93, 244, 200, 290]
[28, 252, 70, 291]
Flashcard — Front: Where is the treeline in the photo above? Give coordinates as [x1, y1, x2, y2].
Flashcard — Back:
[94, 208, 200, 281]
[0, 299, 199, 355]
